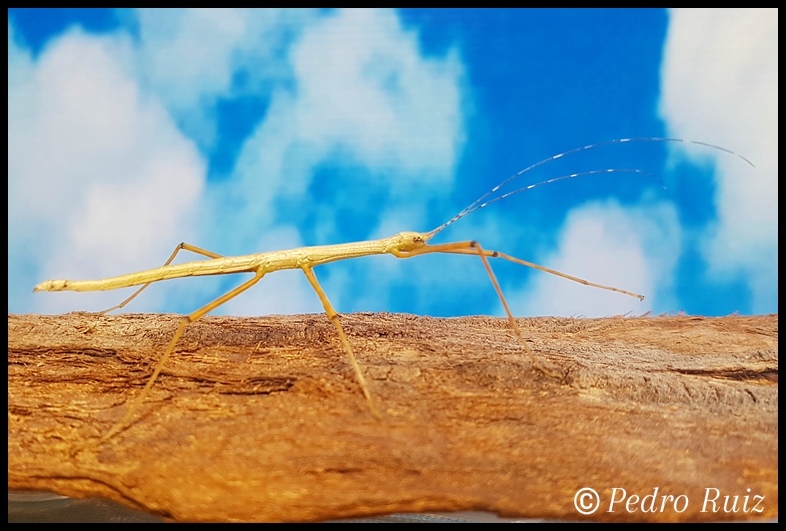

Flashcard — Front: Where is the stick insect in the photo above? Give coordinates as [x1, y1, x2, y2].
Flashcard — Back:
[34, 137, 753, 447]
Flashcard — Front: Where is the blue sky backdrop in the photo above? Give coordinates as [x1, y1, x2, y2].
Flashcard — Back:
[9, 8, 777, 319]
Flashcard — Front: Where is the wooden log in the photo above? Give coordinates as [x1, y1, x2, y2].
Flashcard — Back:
[8, 312, 778, 522]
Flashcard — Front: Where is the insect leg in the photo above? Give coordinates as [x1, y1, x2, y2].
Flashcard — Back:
[394, 241, 570, 375]
[86, 268, 266, 449]
[426, 246, 644, 300]
[301, 266, 380, 418]
[96, 243, 225, 315]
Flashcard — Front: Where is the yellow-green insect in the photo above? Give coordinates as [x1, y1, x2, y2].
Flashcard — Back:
[35, 137, 752, 447]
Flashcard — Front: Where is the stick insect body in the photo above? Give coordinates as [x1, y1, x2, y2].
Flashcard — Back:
[33, 137, 752, 446]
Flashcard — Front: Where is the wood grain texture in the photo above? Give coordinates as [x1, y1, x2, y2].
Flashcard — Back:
[8, 312, 778, 522]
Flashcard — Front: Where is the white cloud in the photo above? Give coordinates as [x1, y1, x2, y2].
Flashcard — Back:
[132, 8, 317, 149]
[9, 26, 205, 314]
[659, 8, 778, 313]
[508, 200, 681, 317]
[9, 9, 467, 319]
[290, 9, 464, 179]
[208, 8, 466, 274]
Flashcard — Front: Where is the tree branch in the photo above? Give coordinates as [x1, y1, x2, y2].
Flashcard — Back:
[8, 313, 778, 522]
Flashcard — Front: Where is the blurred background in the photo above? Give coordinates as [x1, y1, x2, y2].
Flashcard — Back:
[9, 8, 777, 319]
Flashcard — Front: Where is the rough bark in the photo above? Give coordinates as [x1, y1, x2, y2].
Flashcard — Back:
[8, 312, 778, 522]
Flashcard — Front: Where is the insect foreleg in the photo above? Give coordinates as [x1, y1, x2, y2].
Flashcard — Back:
[436, 247, 644, 301]
[393, 241, 540, 366]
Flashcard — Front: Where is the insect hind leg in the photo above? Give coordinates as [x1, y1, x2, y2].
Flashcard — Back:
[94, 243, 225, 315]
[74, 268, 267, 454]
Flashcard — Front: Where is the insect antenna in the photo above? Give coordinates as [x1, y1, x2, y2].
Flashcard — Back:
[427, 137, 755, 238]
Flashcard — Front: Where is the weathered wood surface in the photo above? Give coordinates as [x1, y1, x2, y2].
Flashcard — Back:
[8, 312, 778, 522]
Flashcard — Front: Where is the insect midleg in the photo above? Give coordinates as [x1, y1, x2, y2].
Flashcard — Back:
[86, 268, 266, 449]
[96, 242, 225, 315]
[302, 266, 380, 418]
